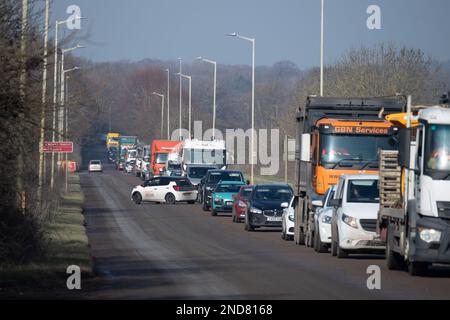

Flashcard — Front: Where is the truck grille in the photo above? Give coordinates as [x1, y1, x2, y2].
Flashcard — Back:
[263, 209, 283, 217]
[360, 219, 377, 232]
[437, 202, 450, 219]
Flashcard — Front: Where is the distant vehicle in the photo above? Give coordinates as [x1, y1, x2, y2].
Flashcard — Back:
[330, 174, 384, 258]
[116, 160, 124, 171]
[185, 165, 218, 187]
[179, 139, 228, 173]
[281, 195, 297, 241]
[88, 160, 103, 173]
[164, 160, 182, 177]
[151, 140, 182, 177]
[106, 132, 120, 149]
[131, 176, 197, 205]
[313, 185, 337, 252]
[198, 170, 246, 211]
[231, 185, 254, 223]
[125, 160, 136, 173]
[211, 181, 247, 216]
[245, 184, 293, 232]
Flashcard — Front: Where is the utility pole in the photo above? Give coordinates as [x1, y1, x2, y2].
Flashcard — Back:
[320, 0, 324, 96]
[166, 69, 170, 139]
[178, 58, 182, 140]
[38, 0, 49, 206]
[197, 57, 217, 139]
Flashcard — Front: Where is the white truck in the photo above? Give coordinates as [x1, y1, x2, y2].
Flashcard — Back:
[179, 139, 227, 174]
[378, 96, 450, 276]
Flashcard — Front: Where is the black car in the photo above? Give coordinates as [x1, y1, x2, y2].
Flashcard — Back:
[198, 170, 247, 211]
[245, 184, 293, 231]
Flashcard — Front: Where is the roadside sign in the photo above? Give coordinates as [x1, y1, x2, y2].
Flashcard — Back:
[43, 141, 73, 153]
[68, 161, 77, 172]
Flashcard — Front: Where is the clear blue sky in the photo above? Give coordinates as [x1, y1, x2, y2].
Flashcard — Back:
[51, 0, 450, 68]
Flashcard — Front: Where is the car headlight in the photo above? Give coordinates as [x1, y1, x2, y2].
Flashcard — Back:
[288, 214, 294, 222]
[321, 215, 332, 224]
[418, 227, 441, 243]
[159, 168, 163, 172]
[238, 201, 247, 208]
[206, 186, 213, 191]
[250, 207, 262, 214]
[214, 197, 223, 204]
[342, 213, 358, 229]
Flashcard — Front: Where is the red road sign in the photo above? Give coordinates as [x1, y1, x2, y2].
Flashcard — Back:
[68, 161, 77, 172]
[43, 141, 73, 153]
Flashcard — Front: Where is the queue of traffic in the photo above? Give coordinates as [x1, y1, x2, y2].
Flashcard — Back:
[98, 93, 450, 277]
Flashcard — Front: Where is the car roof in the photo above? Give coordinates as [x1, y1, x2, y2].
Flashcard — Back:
[255, 184, 291, 188]
[218, 181, 246, 185]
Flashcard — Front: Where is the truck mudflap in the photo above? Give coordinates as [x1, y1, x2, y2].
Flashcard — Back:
[409, 216, 450, 264]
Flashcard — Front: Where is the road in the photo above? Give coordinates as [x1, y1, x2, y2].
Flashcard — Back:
[81, 145, 450, 299]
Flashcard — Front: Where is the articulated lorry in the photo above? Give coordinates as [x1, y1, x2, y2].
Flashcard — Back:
[377, 96, 450, 275]
[294, 96, 406, 247]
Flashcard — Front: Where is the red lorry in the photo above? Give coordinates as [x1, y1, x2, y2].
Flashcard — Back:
[151, 140, 182, 177]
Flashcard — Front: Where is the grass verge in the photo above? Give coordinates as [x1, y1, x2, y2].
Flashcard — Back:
[0, 172, 92, 299]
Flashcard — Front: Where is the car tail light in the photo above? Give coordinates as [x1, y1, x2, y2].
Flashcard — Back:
[173, 185, 180, 191]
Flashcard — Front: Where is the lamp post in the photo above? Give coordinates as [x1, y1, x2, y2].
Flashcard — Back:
[178, 58, 182, 140]
[320, 0, 324, 96]
[152, 92, 165, 139]
[228, 32, 255, 185]
[50, 16, 83, 189]
[196, 57, 217, 139]
[165, 69, 170, 139]
[175, 73, 191, 139]
[62, 66, 79, 193]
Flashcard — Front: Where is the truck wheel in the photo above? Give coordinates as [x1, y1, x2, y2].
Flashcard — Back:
[202, 202, 209, 211]
[211, 209, 217, 216]
[408, 262, 429, 276]
[386, 227, 406, 270]
[132, 192, 142, 205]
[165, 193, 176, 205]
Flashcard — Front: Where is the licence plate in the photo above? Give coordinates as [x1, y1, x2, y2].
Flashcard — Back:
[267, 216, 282, 222]
[183, 192, 192, 196]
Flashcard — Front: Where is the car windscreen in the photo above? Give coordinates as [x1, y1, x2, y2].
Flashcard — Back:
[90, 160, 101, 165]
[346, 180, 379, 203]
[207, 172, 243, 184]
[188, 167, 215, 178]
[254, 187, 293, 201]
[155, 153, 168, 164]
[216, 184, 243, 193]
[175, 179, 192, 187]
[168, 163, 181, 170]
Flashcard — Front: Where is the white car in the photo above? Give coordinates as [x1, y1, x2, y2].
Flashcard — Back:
[131, 176, 197, 204]
[281, 196, 297, 241]
[330, 174, 385, 258]
[313, 185, 336, 253]
[88, 160, 102, 172]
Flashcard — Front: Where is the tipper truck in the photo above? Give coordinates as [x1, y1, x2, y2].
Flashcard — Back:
[294, 96, 406, 247]
[377, 96, 450, 275]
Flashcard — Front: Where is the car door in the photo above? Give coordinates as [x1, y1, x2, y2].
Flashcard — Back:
[143, 178, 160, 201]
[154, 177, 171, 201]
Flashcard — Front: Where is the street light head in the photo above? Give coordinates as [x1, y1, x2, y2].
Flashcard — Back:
[196, 56, 203, 60]
[76, 44, 86, 49]
[227, 32, 237, 37]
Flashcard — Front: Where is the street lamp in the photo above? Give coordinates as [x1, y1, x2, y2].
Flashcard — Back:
[320, 0, 324, 96]
[165, 69, 170, 139]
[62, 66, 80, 194]
[228, 32, 256, 185]
[175, 73, 192, 139]
[50, 16, 84, 189]
[178, 58, 182, 140]
[152, 92, 165, 139]
[196, 56, 217, 139]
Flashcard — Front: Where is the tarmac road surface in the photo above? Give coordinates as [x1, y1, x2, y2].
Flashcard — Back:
[81, 145, 450, 299]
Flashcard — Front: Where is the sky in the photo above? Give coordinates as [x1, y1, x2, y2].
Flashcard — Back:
[50, 0, 450, 69]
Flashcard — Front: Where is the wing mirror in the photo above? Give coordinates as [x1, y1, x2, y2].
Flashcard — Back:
[281, 202, 289, 209]
[328, 198, 341, 208]
[246, 180, 251, 185]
